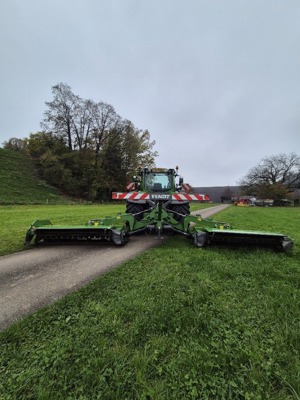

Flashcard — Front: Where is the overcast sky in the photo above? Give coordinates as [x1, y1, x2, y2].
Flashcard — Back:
[1, 0, 299, 186]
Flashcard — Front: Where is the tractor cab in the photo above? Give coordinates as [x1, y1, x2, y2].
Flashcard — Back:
[141, 168, 177, 193]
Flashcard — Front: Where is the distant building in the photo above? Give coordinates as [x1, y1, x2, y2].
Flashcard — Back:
[193, 186, 300, 204]
[193, 186, 241, 203]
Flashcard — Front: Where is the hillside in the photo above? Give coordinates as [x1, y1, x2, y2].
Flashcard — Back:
[0, 148, 69, 204]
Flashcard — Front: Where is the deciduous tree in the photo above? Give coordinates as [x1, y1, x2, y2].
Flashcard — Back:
[239, 153, 300, 199]
[41, 83, 80, 150]
[5, 83, 158, 200]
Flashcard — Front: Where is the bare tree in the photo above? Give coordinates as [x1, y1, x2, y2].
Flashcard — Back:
[239, 153, 300, 198]
[36, 82, 158, 199]
[91, 101, 121, 169]
[72, 99, 94, 150]
[41, 83, 81, 150]
[41, 84, 120, 154]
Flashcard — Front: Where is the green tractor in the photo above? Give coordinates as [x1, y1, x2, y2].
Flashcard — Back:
[25, 166, 294, 252]
[113, 166, 209, 222]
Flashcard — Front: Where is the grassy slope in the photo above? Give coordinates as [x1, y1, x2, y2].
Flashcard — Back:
[0, 148, 68, 204]
[0, 206, 299, 399]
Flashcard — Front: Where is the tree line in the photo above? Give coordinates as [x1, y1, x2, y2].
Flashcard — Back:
[4, 83, 158, 200]
[3, 84, 299, 202]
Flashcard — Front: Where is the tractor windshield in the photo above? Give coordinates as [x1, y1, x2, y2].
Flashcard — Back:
[144, 172, 173, 192]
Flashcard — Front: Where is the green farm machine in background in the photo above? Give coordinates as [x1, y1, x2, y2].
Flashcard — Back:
[25, 166, 294, 252]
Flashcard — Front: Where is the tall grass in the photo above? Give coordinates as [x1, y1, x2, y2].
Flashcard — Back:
[0, 206, 299, 398]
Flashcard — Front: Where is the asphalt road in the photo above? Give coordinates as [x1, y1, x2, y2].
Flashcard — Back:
[0, 204, 230, 331]
[190, 203, 230, 218]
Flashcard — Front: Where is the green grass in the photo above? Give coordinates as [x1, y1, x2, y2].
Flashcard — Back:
[0, 148, 70, 204]
[218, 205, 299, 236]
[0, 206, 299, 399]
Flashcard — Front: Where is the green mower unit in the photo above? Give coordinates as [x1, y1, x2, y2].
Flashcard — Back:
[25, 167, 294, 252]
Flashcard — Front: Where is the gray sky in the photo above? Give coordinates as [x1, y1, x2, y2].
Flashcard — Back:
[1, 0, 300, 186]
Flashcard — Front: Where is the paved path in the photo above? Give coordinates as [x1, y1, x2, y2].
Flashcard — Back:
[191, 203, 230, 218]
[0, 204, 231, 331]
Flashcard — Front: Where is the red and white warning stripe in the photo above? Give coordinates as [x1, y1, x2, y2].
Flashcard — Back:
[181, 183, 191, 192]
[112, 192, 150, 200]
[112, 192, 209, 201]
[126, 182, 135, 191]
[172, 193, 209, 201]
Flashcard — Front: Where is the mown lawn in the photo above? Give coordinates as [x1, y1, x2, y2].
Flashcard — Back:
[0, 206, 299, 399]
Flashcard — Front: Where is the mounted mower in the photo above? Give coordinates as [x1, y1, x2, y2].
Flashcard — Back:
[25, 167, 294, 252]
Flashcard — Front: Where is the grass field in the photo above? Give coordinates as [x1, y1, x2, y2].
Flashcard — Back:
[0, 205, 299, 399]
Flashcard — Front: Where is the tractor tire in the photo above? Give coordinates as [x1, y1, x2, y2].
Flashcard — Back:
[166, 203, 190, 222]
[126, 202, 149, 221]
